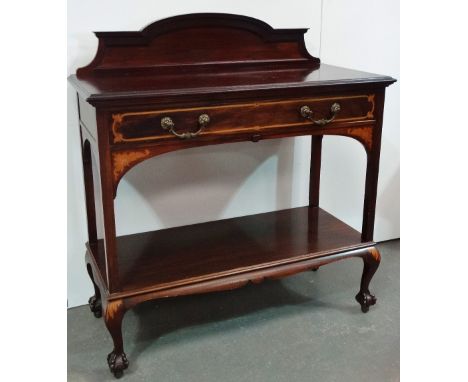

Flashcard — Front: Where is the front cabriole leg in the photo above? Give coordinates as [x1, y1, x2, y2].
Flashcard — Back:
[355, 247, 381, 313]
[104, 299, 129, 378]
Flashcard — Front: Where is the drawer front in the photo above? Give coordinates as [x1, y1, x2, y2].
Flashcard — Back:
[112, 94, 375, 143]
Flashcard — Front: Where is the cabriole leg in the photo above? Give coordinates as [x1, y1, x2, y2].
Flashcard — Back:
[355, 247, 381, 313]
[104, 300, 129, 378]
[86, 261, 102, 318]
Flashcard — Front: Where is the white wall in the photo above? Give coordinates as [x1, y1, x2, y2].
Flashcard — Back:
[319, 0, 400, 241]
[67, 0, 399, 307]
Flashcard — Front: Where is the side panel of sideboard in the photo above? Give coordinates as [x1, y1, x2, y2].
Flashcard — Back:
[78, 94, 116, 291]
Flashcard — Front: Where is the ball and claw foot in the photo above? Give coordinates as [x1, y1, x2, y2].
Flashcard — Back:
[88, 295, 102, 318]
[107, 350, 129, 378]
[355, 291, 377, 313]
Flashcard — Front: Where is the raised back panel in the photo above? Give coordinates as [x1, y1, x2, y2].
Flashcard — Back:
[77, 13, 320, 77]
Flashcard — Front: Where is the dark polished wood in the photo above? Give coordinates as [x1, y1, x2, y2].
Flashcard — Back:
[69, 13, 395, 378]
[69, 64, 393, 106]
[86, 263, 102, 318]
[111, 94, 374, 144]
[309, 135, 323, 207]
[89, 207, 368, 296]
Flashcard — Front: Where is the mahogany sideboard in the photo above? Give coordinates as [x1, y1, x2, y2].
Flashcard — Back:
[69, 13, 396, 378]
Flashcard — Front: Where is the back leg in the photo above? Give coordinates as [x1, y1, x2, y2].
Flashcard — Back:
[86, 262, 102, 318]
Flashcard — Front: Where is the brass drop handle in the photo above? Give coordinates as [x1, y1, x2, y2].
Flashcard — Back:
[161, 114, 210, 139]
[300, 103, 341, 126]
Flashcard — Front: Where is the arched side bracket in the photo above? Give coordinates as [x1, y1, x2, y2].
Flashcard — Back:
[324, 125, 381, 242]
[325, 126, 375, 155]
[112, 149, 152, 198]
[111, 139, 236, 198]
[110, 125, 376, 198]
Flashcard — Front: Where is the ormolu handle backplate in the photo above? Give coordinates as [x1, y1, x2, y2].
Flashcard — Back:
[161, 114, 210, 139]
[300, 103, 341, 126]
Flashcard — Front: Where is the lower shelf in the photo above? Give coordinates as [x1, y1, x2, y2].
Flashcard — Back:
[90, 206, 371, 297]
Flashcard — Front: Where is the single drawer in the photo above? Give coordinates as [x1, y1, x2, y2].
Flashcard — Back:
[111, 94, 375, 143]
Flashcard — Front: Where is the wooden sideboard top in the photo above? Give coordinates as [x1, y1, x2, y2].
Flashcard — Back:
[68, 13, 395, 106]
[69, 64, 394, 105]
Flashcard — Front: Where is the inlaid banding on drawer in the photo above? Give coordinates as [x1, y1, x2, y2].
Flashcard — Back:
[112, 94, 375, 143]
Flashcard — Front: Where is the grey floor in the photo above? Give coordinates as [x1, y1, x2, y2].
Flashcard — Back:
[68, 240, 399, 382]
